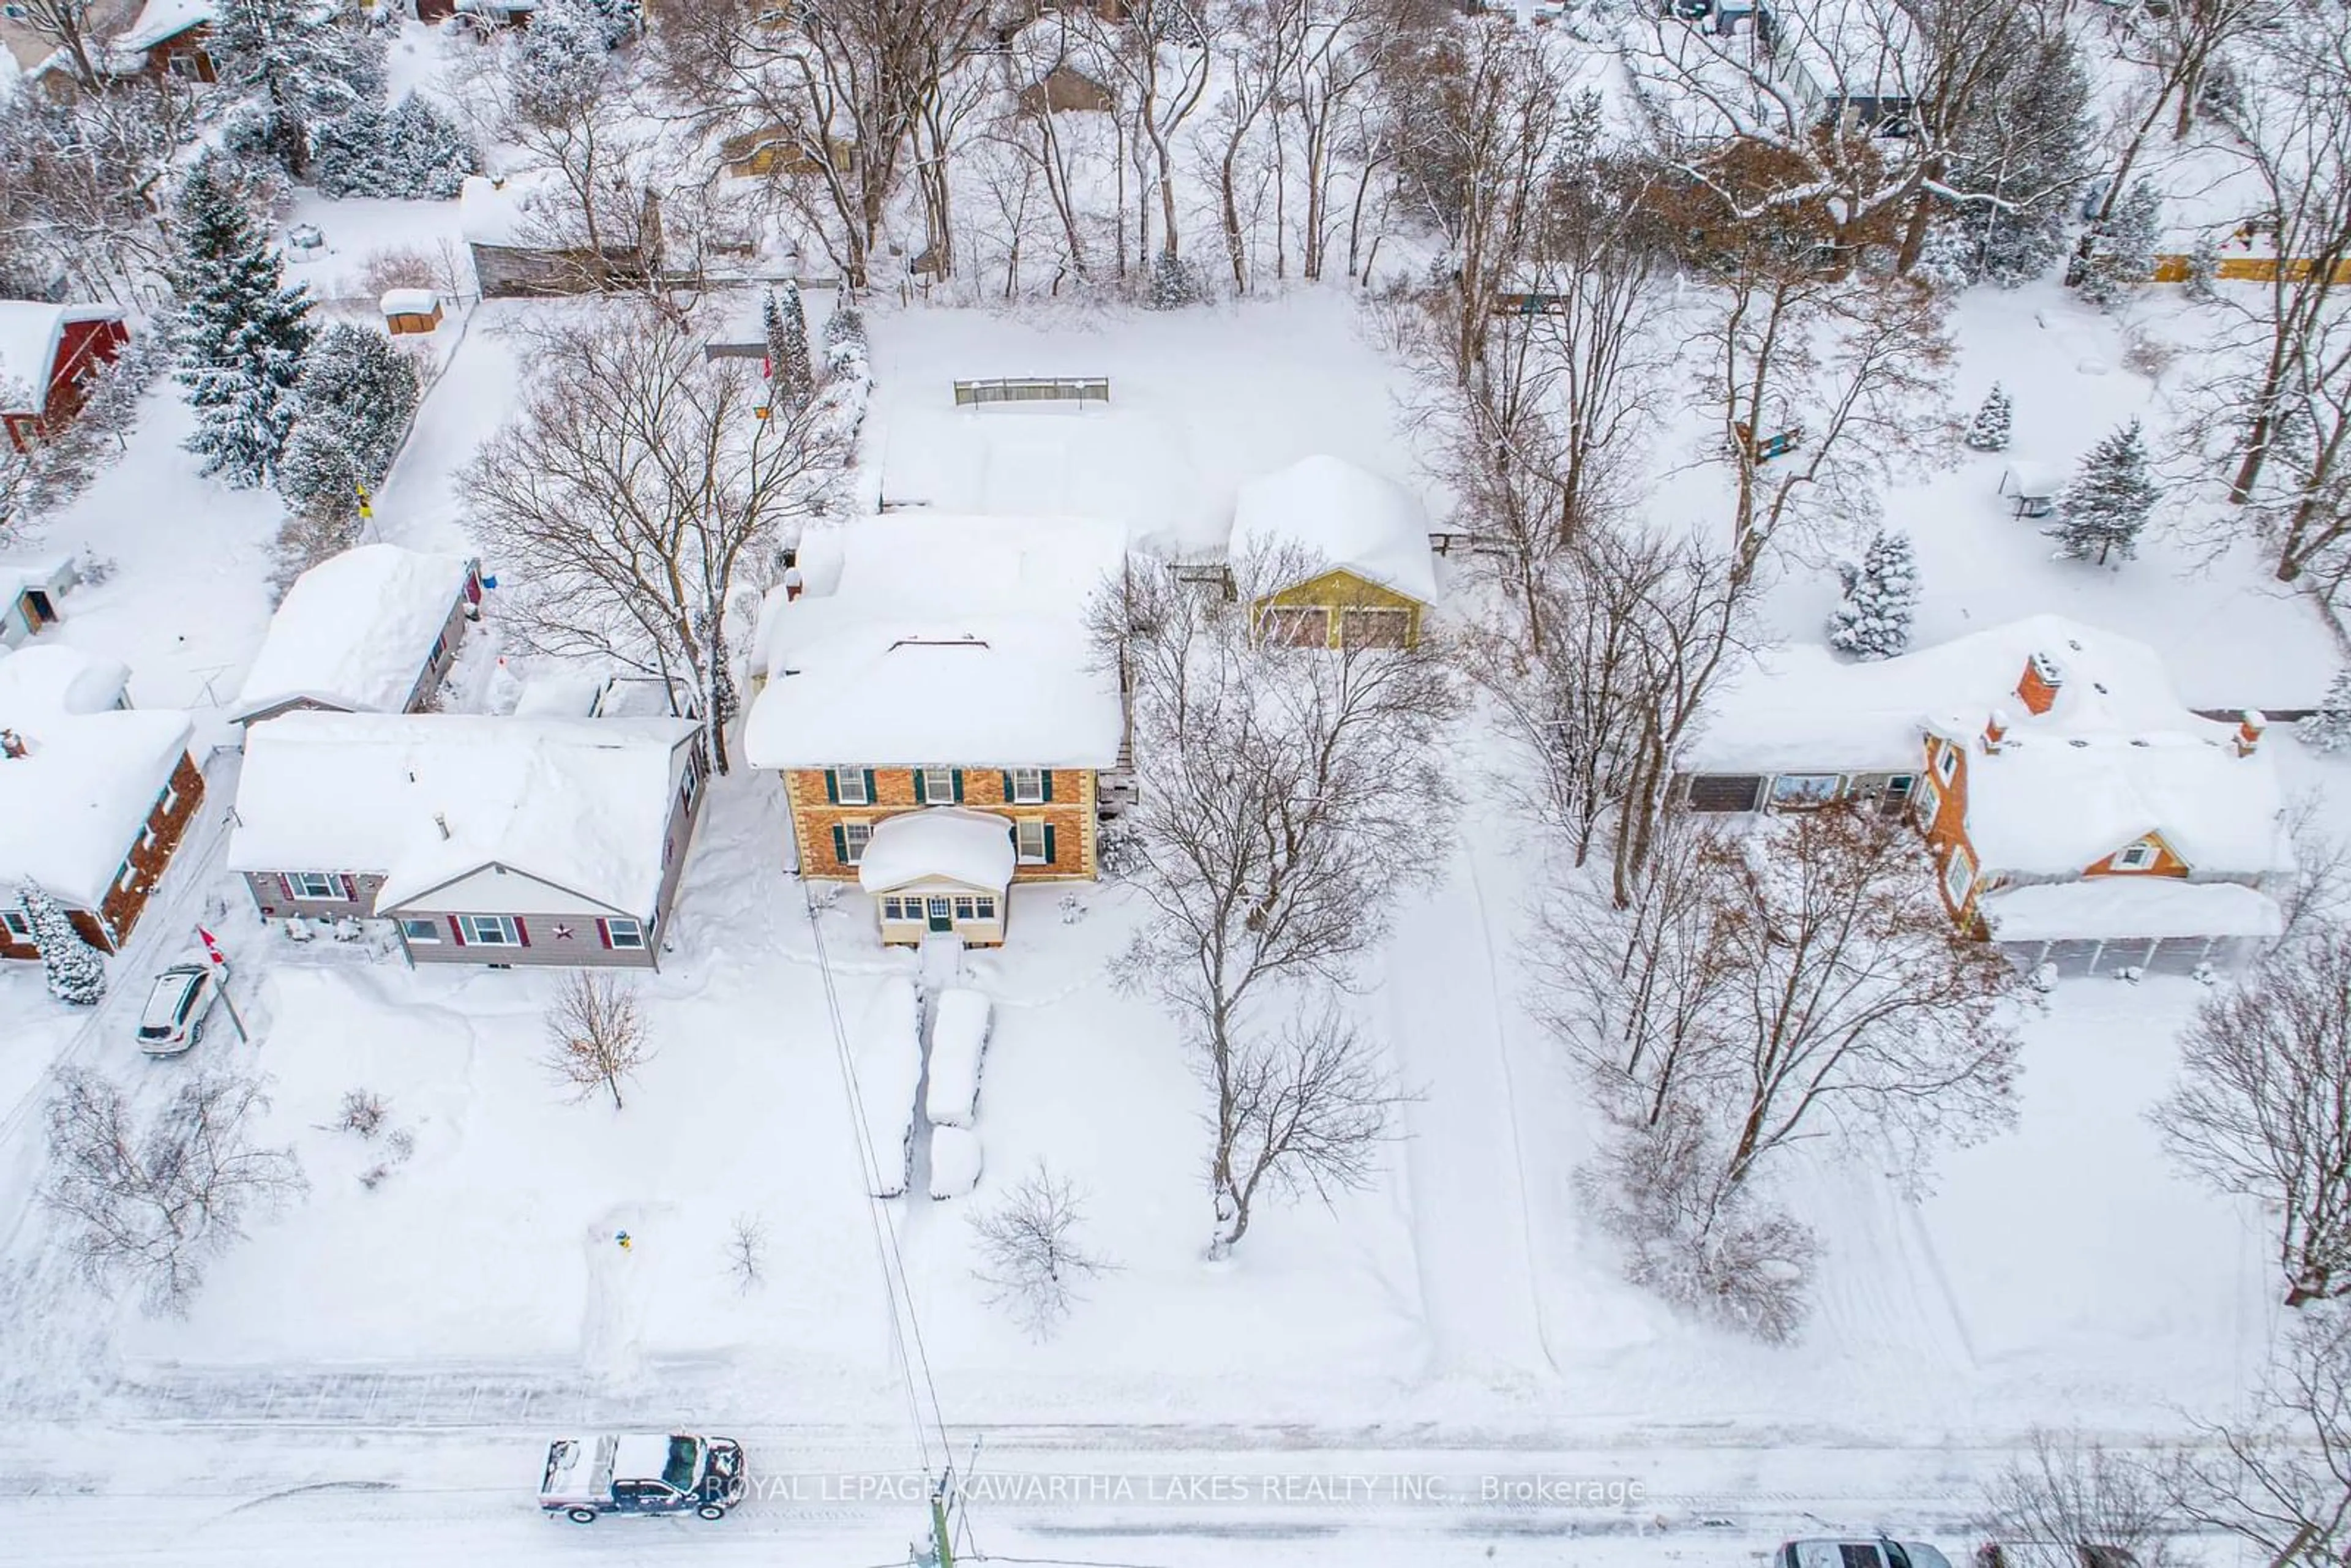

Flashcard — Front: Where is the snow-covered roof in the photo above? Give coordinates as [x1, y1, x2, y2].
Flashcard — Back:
[378, 288, 440, 316]
[1689, 615, 2293, 879]
[232, 546, 474, 722]
[744, 515, 1127, 769]
[1979, 880, 2284, 943]
[112, 0, 212, 52]
[855, 808, 1017, 896]
[0, 647, 191, 910]
[1230, 455, 1438, 604]
[0, 302, 123, 415]
[459, 173, 575, 248]
[228, 712, 697, 917]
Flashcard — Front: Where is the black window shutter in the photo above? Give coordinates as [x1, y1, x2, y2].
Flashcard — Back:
[823, 769, 838, 803]
[1041, 824, 1056, 865]
[832, 823, 848, 862]
[1041, 770, 1054, 803]
[951, 769, 965, 802]
[863, 768, 877, 802]
[1001, 770, 1014, 798]
[912, 770, 928, 805]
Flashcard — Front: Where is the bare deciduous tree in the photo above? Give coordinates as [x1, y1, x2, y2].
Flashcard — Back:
[970, 1160, 1113, 1338]
[1980, 1430, 2180, 1568]
[465, 306, 849, 772]
[40, 1066, 306, 1315]
[1204, 1003, 1404, 1253]
[544, 970, 654, 1112]
[2173, 1307, 2351, 1567]
[726, 1212, 768, 1292]
[2154, 925, 2351, 1306]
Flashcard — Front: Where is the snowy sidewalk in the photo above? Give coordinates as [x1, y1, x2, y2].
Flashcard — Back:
[1383, 846, 1556, 1380]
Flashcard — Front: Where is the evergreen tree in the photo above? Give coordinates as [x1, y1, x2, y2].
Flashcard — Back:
[2046, 418, 2159, 566]
[310, 96, 478, 200]
[170, 152, 317, 488]
[575, 0, 641, 47]
[822, 300, 867, 380]
[2301, 669, 2351, 754]
[207, 0, 384, 176]
[2076, 178, 2163, 309]
[508, 0, 613, 129]
[1921, 34, 2091, 287]
[1964, 384, 2012, 451]
[1826, 528, 1921, 660]
[1147, 248, 1205, 309]
[277, 323, 421, 514]
[763, 283, 814, 414]
[19, 882, 105, 1006]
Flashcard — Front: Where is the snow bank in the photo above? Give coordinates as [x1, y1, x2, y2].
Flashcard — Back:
[929, 1126, 982, 1199]
[1231, 455, 1438, 604]
[857, 810, 1016, 898]
[0, 645, 190, 909]
[924, 987, 991, 1129]
[853, 977, 923, 1198]
[231, 544, 476, 721]
[1979, 878, 2284, 941]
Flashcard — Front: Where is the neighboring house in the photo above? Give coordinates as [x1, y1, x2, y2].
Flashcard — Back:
[718, 124, 855, 178]
[1679, 616, 2295, 974]
[459, 173, 661, 298]
[0, 301, 129, 452]
[228, 711, 708, 969]
[1753, 0, 1915, 135]
[1229, 454, 1439, 650]
[1015, 63, 1116, 116]
[741, 514, 1129, 943]
[0, 645, 202, 959]
[230, 544, 481, 727]
[106, 0, 215, 79]
[1, 558, 82, 651]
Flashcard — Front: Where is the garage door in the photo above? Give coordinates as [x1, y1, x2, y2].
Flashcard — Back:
[1685, 774, 1764, 812]
[1340, 607, 1412, 648]
[1260, 606, 1329, 647]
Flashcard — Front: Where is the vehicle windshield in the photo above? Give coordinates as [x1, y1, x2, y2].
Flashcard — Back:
[662, 1437, 700, 1492]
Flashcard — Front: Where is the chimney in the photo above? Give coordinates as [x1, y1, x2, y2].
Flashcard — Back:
[2017, 652, 2063, 716]
[433, 812, 451, 841]
[0, 729, 23, 760]
[2237, 710, 2268, 757]
[784, 565, 805, 602]
[1983, 707, 2011, 752]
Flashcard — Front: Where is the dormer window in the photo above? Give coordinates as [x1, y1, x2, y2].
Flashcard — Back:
[2115, 839, 2160, 871]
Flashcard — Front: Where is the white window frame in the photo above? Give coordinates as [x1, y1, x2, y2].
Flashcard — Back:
[287, 871, 343, 901]
[1014, 819, 1048, 865]
[458, 913, 520, 947]
[831, 767, 868, 806]
[602, 917, 646, 950]
[1937, 743, 1959, 782]
[2115, 841, 2159, 871]
[1, 910, 30, 940]
[972, 896, 997, 922]
[953, 895, 977, 921]
[1942, 844, 1975, 909]
[839, 820, 873, 865]
[399, 917, 441, 944]
[1911, 776, 1941, 828]
[1009, 767, 1046, 805]
[879, 896, 906, 921]
[920, 766, 956, 805]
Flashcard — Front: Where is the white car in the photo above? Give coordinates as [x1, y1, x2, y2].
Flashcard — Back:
[136, 964, 219, 1057]
[1779, 1541, 1955, 1568]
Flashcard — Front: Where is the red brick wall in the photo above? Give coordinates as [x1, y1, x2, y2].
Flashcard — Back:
[95, 751, 206, 951]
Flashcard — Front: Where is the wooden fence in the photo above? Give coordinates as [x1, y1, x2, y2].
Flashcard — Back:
[2149, 253, 2351, 285]
[952, 376, 1111, 407]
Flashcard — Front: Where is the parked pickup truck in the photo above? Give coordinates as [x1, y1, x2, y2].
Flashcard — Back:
[538, 1433, 747, 1523]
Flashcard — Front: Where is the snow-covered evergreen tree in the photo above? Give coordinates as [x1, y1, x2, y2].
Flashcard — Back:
[310, 96, 478, 200]
[277, 323, 421, 514]
[2046, 418, 2159, 566]
[1826, 528, 1921, 659]
[1964, 384, 2012, 452]
[574, 0, 641, 47]
[822, 300, 867, 381]
[763, 283, 814, 415]
[1148, 249, 1205, 309]
[207, 0, 384, 176]
[2301, 669, 2351, 754]
[19, 882, 105, 1006]
[508, 0, 613, 128]
[2076, 179, 2163, 309]
[170, 152, 317, 489]
[1918, 34, 2090, 287]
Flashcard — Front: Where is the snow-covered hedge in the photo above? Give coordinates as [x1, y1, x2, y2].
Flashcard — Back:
[924, 988, 991, 1130]
[853, 977, 923, 1198]
[929, 1126, 983, 1200]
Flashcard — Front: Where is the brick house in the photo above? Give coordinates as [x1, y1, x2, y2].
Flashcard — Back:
[228, 712, 707, 969]
[1229, 455, 1438, 650]
[0, 645, 203, 959]
[107, 0, 216, 80]
[743, 514, 1128, 947]
[0, 301, 129, 452]
[231, 545, 482, 727]
[1676, 616, 2295, 975]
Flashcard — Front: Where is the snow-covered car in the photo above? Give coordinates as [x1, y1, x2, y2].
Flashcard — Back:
[1779, 1540, 1955, 1568]
[135, 964, 219, 1057]
[538, 1433, 746, 1524]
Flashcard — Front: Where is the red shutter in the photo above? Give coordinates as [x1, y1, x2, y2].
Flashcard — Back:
[449, 917, 467, 946]
[515, 917, 530, 948]
[596, 919, 613, 950]
[278, 874, 295, 901]
[337, 875, 354, 901]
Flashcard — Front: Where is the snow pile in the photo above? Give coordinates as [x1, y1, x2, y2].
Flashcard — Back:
[857, 809, 1016, 897]
[228, 712, 697, 915]
[1980, 879, 2284, 942]
[232, 544, 476, 722]
[1230, 454, 1438, 604]
[853, 977, 923, 1198]
[0, 302, 122, 415]
[929, 1125, 983, 1200]
[0, 646, 191, 909]
[925, 987, 991, 1128]
[744, 514, 1127, 770]
[379, 288, 440, 318]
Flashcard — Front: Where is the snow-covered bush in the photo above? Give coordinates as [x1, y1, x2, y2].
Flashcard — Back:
[506, 0, 614, 129]
[337, 1089, 389, 1137]
[18, 882, 105, 1006]
[2075, 179, 2162, 309]
[925, 988, 991, 1130]
[310, 96, 479, 201]
[1826, 528, 1919, 659]
[2301, 669, 2351, 752]
[822, 300, 867, 378]
[1965, 384, 2012, 452]
[969, 1161, 1111, 1339]
[763, 283, 814, 415]
[2046, 418, 2158, 567]
[1147, 248, 1208, 310]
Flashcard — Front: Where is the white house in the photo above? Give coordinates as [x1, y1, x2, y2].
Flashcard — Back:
[231, 545, 482, 727]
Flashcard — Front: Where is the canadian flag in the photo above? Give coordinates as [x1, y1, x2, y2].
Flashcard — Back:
[197, 926, 226, 966]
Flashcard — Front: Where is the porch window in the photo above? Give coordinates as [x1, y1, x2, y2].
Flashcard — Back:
[1339, 607, 1411, 649]
[458, 913, 520, 947]
[1014, 819, 1049, 865]
[1008, 767, 1046, 805]
[2115, 840, 2159, 871]
[1260, 606, 1329, 647]
[880, 896, 907, 921]
[400, 918, 441, 943]
[286, 871, 344, 901]
[601, 918, 646, 950]
[830, 767, 869, 806]
[972, 897, 997, 921]
[954, 896, 977, 920]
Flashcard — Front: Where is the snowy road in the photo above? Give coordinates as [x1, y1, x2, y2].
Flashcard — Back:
[1385, 845, 1557, 1379]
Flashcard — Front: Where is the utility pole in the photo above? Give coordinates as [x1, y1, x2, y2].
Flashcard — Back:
[912, 1474, 956, 1568]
